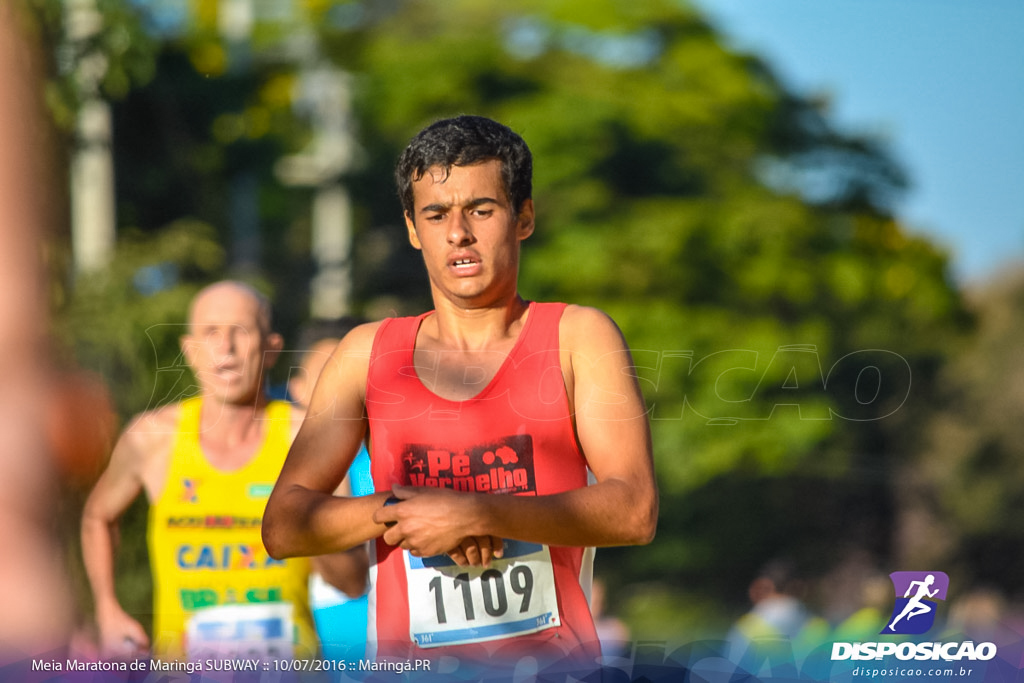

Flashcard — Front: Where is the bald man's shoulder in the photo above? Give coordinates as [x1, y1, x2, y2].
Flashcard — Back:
[121, 402, 182, 448]
[105, 403, 182, 499]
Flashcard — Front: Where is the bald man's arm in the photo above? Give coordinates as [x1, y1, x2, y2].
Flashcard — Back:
[82, 410, 175, 656]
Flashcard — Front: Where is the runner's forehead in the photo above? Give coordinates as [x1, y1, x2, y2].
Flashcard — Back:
[188, 287, 266, 331]
[412, 161, 507, 209]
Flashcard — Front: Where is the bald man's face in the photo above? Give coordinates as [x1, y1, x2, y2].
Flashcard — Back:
[181, 285, 282, 405]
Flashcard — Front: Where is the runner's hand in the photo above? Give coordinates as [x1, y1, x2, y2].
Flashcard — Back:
[447, 535, 505, 567]
[96, 605, 149, 658]
[375, 486, 503, 562]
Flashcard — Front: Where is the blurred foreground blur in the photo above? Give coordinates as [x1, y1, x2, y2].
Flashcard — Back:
[0, 1, 73, 659]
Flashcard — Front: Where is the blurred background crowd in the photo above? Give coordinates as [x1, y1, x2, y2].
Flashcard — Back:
[2, 0, 1024, 663]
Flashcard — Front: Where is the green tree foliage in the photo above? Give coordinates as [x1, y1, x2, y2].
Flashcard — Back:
[43, 0, 974, 639]
[27, 0, 158, 131]
[320, 0, 968, 615]
[906, 267, 1024, 588]
[55, 220, 226, 418]
[105, 43, 313, 333]
[29, 0, 318, 334]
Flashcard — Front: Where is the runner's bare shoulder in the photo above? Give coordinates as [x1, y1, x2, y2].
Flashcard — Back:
[325, 321, 385, 381]
[117, 403, 181, 475]
[558, 304, 629, 353]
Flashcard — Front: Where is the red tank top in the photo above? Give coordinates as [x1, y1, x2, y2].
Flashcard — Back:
[364, 302, 599, 668]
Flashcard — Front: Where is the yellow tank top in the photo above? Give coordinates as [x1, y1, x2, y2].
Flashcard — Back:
[147, 397, 317, 659]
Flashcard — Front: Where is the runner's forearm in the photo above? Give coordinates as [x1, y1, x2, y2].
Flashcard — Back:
[80, 512, 125, 616]
[263, 487, 391, 558]
[473, 478, 657, 548]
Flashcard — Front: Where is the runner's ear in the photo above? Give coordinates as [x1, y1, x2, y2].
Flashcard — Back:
[406, 212, 422, 250]
[515, 199, 535, 241]
[262, 332, 284, 368]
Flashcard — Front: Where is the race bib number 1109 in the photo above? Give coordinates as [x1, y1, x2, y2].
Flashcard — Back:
[405, 540, 560, 648]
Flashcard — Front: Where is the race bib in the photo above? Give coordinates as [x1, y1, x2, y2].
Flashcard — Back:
[185, 602, 293, 661]
[405, 540, 560, 648]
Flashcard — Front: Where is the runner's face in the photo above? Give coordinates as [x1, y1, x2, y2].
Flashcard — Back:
[182, 286, 278, 405]
[405, 160, 534, 308]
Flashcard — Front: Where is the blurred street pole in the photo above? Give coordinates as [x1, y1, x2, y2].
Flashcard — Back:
[66, 0, 116, 274]
[311, 181, 354, 318]
[184, 0, 358, 316]
[276, 58, 359, 319]
[217, 0, 262, 272]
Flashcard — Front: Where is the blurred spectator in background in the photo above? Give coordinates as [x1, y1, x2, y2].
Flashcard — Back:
[80, 281, 324, 660]
[288, 318, 372, 660]
[830, 572, 892, 642]
[590, 577, 631, 659]
[726, 559, 829, 676]
[0, 0, 74, 661]
[942, 587, 1013, 647]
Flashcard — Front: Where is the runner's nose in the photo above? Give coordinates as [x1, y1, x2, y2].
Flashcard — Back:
[447, 213, 473, 246]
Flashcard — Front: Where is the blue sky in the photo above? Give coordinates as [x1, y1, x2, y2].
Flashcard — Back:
[691, 0, 1024, 284]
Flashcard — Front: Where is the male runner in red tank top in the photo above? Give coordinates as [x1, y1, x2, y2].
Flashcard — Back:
[264, 115, 658, 675]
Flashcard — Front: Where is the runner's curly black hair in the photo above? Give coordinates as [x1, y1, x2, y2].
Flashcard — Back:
[395, 115, 533, 220]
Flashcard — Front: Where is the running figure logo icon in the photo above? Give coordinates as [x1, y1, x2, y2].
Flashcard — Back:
[883, 571, 949, 635]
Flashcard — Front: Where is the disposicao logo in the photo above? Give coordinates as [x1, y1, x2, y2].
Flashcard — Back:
[827, 569, 995, 663]
[831, 570, 998, 664]
[882, 571, 949, 635]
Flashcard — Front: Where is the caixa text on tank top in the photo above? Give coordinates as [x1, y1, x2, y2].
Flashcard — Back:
[398, 434, 536, 494]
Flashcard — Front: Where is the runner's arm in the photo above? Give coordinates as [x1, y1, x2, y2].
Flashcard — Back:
[264, 324, 393, 558]
[80, 421, 155, 655]
[311, 547, 369, 599]
[309, 473, 369, 598]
